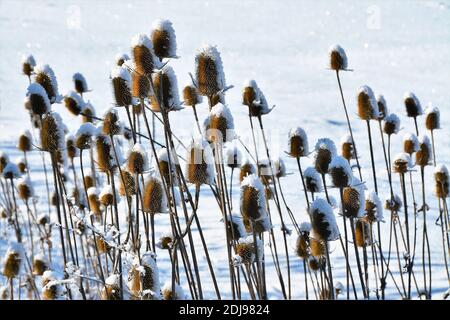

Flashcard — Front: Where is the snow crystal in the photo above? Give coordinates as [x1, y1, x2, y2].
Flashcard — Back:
[27, 82, 51, 113]
[357, 85, 380, 119]
[151, 19, 177, 58]
[288, 127, 309, 155]
[311, 198, 340, 241]
[328, 44, 348, 70]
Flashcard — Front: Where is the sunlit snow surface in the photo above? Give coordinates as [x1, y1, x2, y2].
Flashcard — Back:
[0, 0, 450, 299]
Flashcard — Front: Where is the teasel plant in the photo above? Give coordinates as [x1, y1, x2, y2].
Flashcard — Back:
[73, 72, 90, 98]
[183, 84, 203, 135]
[424, 104, 440, 166]
[314, 138, 336, 203]
[22, 54, 36, 84]
[404, 92, 423, 136]
[288, 127, 310, 210]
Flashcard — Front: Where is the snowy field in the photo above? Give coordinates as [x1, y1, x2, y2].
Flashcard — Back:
[0, 0, 450, 300]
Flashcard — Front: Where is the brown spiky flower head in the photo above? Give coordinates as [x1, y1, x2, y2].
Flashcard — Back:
[101, 274, 122, 300]
[342, 177, 366, 219]
[127, 252, 161, 300]
[22, 54, 36, 77]
[404, 92, 423, 118]
[288, 127, 309, 158]
[357, 85, 379, 121]
[87, 187, 102, 217]
[17, 130, 33, 153]
[435, 164, 449, 199]
[425, 104, 440, 132]
[32, 254, 48, 276]
[150, 66, 182, 112]
[42, 271, 63, 300]
[186, 137, 215, 186]
[99, 184, 114, 207]
[119, 167, 136, 197]
[156, 148, 177, 186]
[240, 174, 271, 233]
[73, 72, 88, 95]
[310, 198, 340, 242]
[34, 64, 60, 103]
[239, 159, 256, 183]
[3, 243, 24, 279]
[26, 83, 51, 116]
[40, 112, 65, 153]
[296, 222, 312, 259]
[403, 133, 419, 156]
[234, 235, 263, 266]
[355, 220, 370, 247]
[225, 213, 247, 241]
[17, 158, 27, 174]
[151, 19, 177, 60]
[329, 156, 353, 189]
[328, 44, 348, 71]
[75, 123, 97, 150]
[81, 102, 96, 124]
[0, 152, 9, 174]
[128, 143, 149, 175]
[383, 113, 401, 136]
[204, 103, 235, 144]
[132, 69, 151, 99]
[66, 135, 79, 160]
[143, 175, 167, 215]
[132, 34, 159, 76]
[2, 163, 20, 180]
[340, 134, 355, 161]
[162, 282, 186, 300]
[416, 135, 431, 167]
[376, 94, 388, 120]
[304, 167, 323, 194]
[64, 91, 84, 116]
[17, 177, 34, 201]
[195, 44, 226, 97]
[385, 194, 402, 212]
[111, 66, 132, 107]
[314, 138, 337, 175]
[102, 108, 122, 136]
[96, 135, 117, 173]
[225, 143, 242, 169]
[183, 84, 203, 106]
[242, 80, 272, 117]
[393, 153, 412, 174]
[365, 190, 383, 223]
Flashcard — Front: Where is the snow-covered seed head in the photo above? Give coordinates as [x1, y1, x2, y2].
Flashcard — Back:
[81, 102, 96, 123]
[383, 113, 401, 136]
[34, 64, 59, 103]
[162, 282, 185, 300]
[22, 54, 36, 77]
[295, 231, 310, 259]
[128, 143, 148, 175]
[150, 66, 181, 112]
[355, 220, 370, 248]
[257, 159, 272, 185]
[3, 243, 24, 278]
[242, 80, 271, 117]
[143, 176, 166, 214]
[151, 19, 177, 60]
[304, 167, 323, 193]
[2, 163, 20, 180]
[96, 235, 111, 255]
[99, 185, 114, 206]
[310, 198, 339, 242]
[385, 194, 402, 212]
[195, 45, 226, 97]
[425, 105, 440, 131]
[225, 144, 242, 169]
[205, 103, 235, 144]
[18, 178, 33, 200]
[32, 254, 48, 276]
[101, 274, 122, 300]
[240, 174, 269, 233]
[75, 123, 97, 150]
[0, 152, 9, 174]
[435, 165, 449, 199]
[342, 179, 365, 218]
[119, 169, 136, 197]
[42, 271, 63, 300]
[156, 148, 176, 185]
[66, 136, 78, 159]
[132, 34, 157, 76]
[87, 187, 102, 217]
[377, 94, 388, 120]
[157, 234, 174, 250]
[17, 158, 27, 173]
[183, 84, 202, 106]
[393, 153, 412, 174]
[27, 83, 51, 116]
[416, 135, 431, 167]
[103, 108, 122, 136]
[329, 156, 353, 188]
[73, 72, 88, 95]
[40, 112, 65, 152]
[128, 252, 161, 300]
[116, 53, 129, 67]
[314, 138, 337, 175]
[328, 44, 348, 71]
[310, 238, 325, 257]
[404, 92, 422, 118]
[239, 160, 256, 183]
[365, 191, 383, 223]
[308, 256, 322, 271]
[226, 214, 247, 241]
[64, 91, 84, 116]
[273, 158, 287, 178]
[132, 71, 150, 99]
[340, 135, 355, 161]
[111, 66, 132, 107]
[186, 138, 215, 186]
[235, 236, 263, 265]
[357, 85, 379, 121]
[96, 135, 115, 173]
[18, 130, 33, 152]
[288, 127, 309, 158]
[403, 133, 420, 155]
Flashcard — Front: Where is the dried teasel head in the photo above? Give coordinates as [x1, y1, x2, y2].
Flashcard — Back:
[376, 94, 388, 120]
[365, 191, 383, 223]
[404, 92, 423, 118]
[132, 34, 158, 76]
[151, 19, 177, 60]
[73, 72, 89, 95]
[32, 254, 48, 276]
[240, 174, 270, 233]
[37, 213, 49, 226]
[273, 157, 287, 179]
[96, 135, 116, 173]
[22, 54, 36, 77]
[128, 252, 161, 300]
[42, 271, 63, 300]
[310, 198, 339, 242]
[66, 135, 79, 160]
[111, 66, 132, 107]
[239, 160, 256, 183]
[96, 235, 111, 255]
[162, 282, 185, 300]
[328, 44, 348, 71]
[235, 236, 263, 265]
[132, 71, 150, 99]
[115, 53, 130, 67]
[17, 158, 27, 174]
[416, 135, 431, 167]
[385, 194, 403, 212]
[143, 176, 167, 215]
[99, 184, 114, 207]
[257, 159, 272, 185]
[304, 167, 323, 194]
[288, 127, 309, 158]
[340, 135, 355, 161]
[83, 171, 95, 189]
[314, 138, 337, 175]
[17, 130, 33, 152]
[18, 177, 34, 200]
[225, 213, 247, 241]
[403, 133, 419, 155]
[128, 143, 148, 175]
[81, 102, 96, 123]
[183, 84, 202, 106]
[242, 80, 272, 117]
[357, 85, 379, 121]
[150, 66, 182, 112]
[186, 138, 215, 186]
[308, 256, 322, 272]
[329, 156, 353, 189]
[27, 83, 51, 116]
[295, 232, 310, 259]
[383, 113, 401, 136]
[64, 91, 84, 116]
[342, 178, 365, 218]
[34, 64, 60, 103]
[225, 143, 242, 169]
[195, 44, 226, 97]
[156, 148, 176, 185]
[355, 220, 370, 247]
[204, 103, 235, 144]
[102, 108, 122, 136]
[0, 152, 9, 174]
[3, 243, 24, 278]
[310, 238, 325, 257]
[435, 164, 449, 199]
[101, 274, 122, 300]
[425, 104, 440, 131]
[40, 112, 65, 152]
[393, 153, 412, 174]
[119, 168, 136, 197]
[87, 187, 102, 217]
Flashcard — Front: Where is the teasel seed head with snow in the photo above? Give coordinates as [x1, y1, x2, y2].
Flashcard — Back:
[87, 187, 102, 217]
[132, 71, 151, 99]
[3, 243, 24, 279]
[288, 127, 309, 158]
[355, 220, 370, 248]
[328, 44, 348, 71]
[242, 80, 272, 117]
[64, 91, 85, 116]
[2, 163, 20, 180]
[304, 167, 323, 194]
[27, 83, 51, 116]
[81, 102, 96, 123]
[17, 130, 33, 152]
[34, 64, 60, 103]
[66, 135, 79, 160]
[186, 137, 215, 186]
[0, 152, 9, 174]
[273, 157, 287, 178]
[75, 122, 97, 150]
[376, 94, 388, 120]
[99, 184, 114, 207]
[393, 153, 412, 174]
[295, 222, 311, 259]
[42, 271, 63, 300]
[151, 19, 177, 60]
[357, 85, 379, 121]
[101, 274, 122, 300]
[342, 177, 366, 218]
[17, 158, 27, 174]
[225, 213, 247, 241]
[329, 156, 353, 188]
[404, 92, 423, 118]
[156, 148, 177, 186]
[116, 53, 130, 67]
[204, 103, 235, 144]
[32, 254, 48, 276]
[22, 54, 36, 77]
[365, 191, 383, 223]
[128, 252, 161, 300]
[162, 282, 186, 300]
[143, 175, 167, 215]
[403, 133, 420, 155]
[425, 104, 440, 132]
[18, 177, 34, 201]
[310, 198, 339, 242]
[183, 84, 202, 106]
[72, 72, 89, 95]
[111, 66, 132, 107]
[340, 135, 355, 161]
[40, 112, 65, 152]
[195, 44, 226, 97]
[127, 143, 149, 175]
[235, 236, 264, 265]
[435, 164, 449, 199]
[119, 168, 136, 197]
[240, 174, 271, 233]
[102, 108, 122, 136]
[416, 135, 432, 167]
[225, 143, 242, 169]
[132, 34, 159, 76]
[96, 135, 116, 173]
[314, 138, 337, 175]
[150, 66, 182, 112]
[383, 113, 401, 136]
[239, 159, 255, 183]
